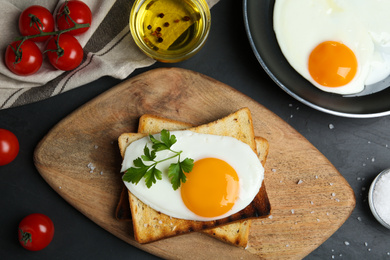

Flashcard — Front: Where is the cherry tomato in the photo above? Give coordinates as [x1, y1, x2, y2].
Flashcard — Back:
[0, 129, 19, 166]
[46, 33, 83, 71]
[19, 5, 55, 42]
[5, 40, 43, 76]
[18, 213, 54, 251]
[56, 0, 92, 35]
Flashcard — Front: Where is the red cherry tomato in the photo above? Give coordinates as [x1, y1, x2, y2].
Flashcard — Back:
[5, 40, 43, 76]
[18, 213, 54, 251]
[46, 33, 83, 71]
[56, 0, 92, 35]
[19, 5, 55, 42]
[0, 129, 19, 166]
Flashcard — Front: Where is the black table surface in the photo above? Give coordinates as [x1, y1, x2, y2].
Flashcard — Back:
[1, 0, 390, 259]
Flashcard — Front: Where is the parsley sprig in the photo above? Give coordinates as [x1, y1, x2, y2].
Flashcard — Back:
[122, 130, 194, 190]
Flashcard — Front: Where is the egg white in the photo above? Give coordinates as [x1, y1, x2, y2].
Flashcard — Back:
[121, 130, 264, 221]
[273, 0, 390, 95]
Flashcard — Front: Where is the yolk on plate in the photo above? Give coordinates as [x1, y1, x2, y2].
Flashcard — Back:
[308, 41, 357, 87]
[181, 158, 239, 218]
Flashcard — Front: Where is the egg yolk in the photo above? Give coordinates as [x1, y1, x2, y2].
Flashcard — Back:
[181, 158, 239, 218]
[308, 41, 357, 87]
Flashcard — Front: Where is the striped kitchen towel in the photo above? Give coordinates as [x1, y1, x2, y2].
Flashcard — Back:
[0, 0, 218, 109]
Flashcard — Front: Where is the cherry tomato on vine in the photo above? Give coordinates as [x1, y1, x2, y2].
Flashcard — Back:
[0, 129, 19, 166]
[56, 0, 92, 35]
[18, 213, 54, 251]
[46, 33, 83, 71]
[19, 5, 55, 42]
[5, 40, 43, 76]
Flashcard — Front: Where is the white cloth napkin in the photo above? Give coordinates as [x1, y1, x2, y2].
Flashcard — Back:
[0, 0, 219, 109]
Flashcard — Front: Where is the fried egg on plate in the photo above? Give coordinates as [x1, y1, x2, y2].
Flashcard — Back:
[121, 130, 264, 221]
[273, 0, 390, 95]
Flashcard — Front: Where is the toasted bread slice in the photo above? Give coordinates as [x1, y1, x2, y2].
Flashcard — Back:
[115, 118, 269, 247]
[118, 108, 271, 244]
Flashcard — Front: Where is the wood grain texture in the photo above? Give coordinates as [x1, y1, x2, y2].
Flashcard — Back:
[34, 68, 355, 259]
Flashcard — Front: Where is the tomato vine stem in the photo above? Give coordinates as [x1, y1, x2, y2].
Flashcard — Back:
[15, 22, 90, 43]
[12, 21, 89, 64]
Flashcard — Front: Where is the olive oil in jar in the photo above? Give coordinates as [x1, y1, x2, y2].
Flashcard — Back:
[132, 0, 209, 61]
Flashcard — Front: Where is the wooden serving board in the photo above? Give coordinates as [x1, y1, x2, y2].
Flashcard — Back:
[34, 68, 355, 259]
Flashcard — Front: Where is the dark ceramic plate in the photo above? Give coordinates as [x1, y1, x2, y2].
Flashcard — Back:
[243, 0, 390, 118]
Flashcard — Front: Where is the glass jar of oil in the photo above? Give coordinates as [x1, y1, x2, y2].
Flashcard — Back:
[130, 0, 211, 63]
